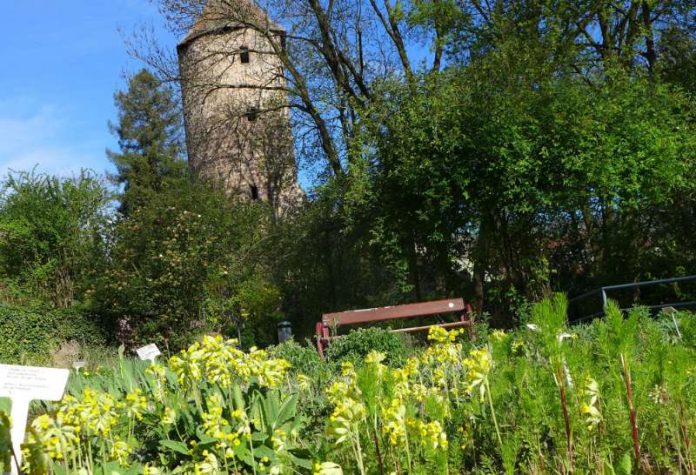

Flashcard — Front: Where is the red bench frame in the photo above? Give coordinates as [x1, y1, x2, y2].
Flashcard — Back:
[315, 298, 474, 357]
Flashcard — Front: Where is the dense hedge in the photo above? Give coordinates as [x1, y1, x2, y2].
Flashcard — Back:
[324, 327, 413, 366]
[0, 305, 109, 364]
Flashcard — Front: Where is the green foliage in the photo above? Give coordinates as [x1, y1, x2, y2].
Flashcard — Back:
[1, 0, 695, 356]
[93, 179, 281, 350]
[267, 185, 411, 339]
[0, 170, 111, 308]
[325, 327, 413, 366]
[359, 65, 696, 322]
[677, 311, 696, 349]
[269, 339, 323, 377]
[659, 26, 696, 94]
[0, 406, 10, 474]
[0, 304, 108, 364]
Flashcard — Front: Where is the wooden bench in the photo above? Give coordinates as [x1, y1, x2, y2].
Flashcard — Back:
[315, 298, 474, 357]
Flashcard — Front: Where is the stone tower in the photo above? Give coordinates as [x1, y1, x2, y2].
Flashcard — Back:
[177, 0, 302, 215]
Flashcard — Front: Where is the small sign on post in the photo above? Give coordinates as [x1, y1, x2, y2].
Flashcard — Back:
[72, 361, 86, 371]
[136, 343, 161, 362]
[0, 364, 69, 475]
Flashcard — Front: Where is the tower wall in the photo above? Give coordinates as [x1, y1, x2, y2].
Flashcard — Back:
[178, 9, 302, 214]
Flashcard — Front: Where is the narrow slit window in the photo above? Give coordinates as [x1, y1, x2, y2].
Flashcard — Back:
[240, 46, 250, 63]
[245, 107, 259, 122]
[250, 185, 259, 200]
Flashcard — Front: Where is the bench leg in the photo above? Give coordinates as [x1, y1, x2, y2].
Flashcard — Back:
[315, 322, 326, 358]
[462, 304, 475, 340]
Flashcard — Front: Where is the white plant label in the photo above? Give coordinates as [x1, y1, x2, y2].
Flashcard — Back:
[0, 364, 69, 475]
[136, 343, 161, 362]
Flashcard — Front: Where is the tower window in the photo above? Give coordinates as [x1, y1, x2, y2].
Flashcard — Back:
[240, 46, 250, 63]
[245, 107, 259, 122]
[250, 185, 259, 200]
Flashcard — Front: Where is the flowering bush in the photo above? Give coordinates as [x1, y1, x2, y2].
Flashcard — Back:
[1, 296, 695, 474]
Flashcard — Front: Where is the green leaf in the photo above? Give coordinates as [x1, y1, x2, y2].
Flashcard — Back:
[276, 393, 298, 426]
[160, 439, 190, 456]
[617, 452, 632, 475]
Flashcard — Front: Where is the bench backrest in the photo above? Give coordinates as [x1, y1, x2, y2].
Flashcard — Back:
[321, 298, 466, 328]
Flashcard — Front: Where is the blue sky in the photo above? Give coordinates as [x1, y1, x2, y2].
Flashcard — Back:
[0, 1, 172, 180]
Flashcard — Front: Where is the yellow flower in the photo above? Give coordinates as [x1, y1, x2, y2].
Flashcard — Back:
[25, 414, 79, 463]
[110, 437, 130, 464]
[581, 377, 602, 430]
[427, 326, 464, 344]
[297, 374, 312, 391]
[490, 329, 507, 342]
[314, 462, 344, 475]
[381, 399, 407, 446]
[194, 450, 220, 474]
[326, 378, 366, 445]
[162, 407, 177, 426]
[365, 351, 386, 365]
[124, 388, 148, 421]
[169, 335, 291, 390]
[463, 347, 493, 401]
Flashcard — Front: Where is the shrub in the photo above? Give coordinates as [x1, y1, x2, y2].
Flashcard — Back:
[0, 170, 110, 308]
[325, 327, 413, 366]
[269, 339, 323, 376]
[0, 305, 109, 364]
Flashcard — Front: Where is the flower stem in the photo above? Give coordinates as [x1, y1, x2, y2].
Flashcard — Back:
[485, 378, 503, 453]
[353, 426, 366, 475]
[620, 354, 640, 471]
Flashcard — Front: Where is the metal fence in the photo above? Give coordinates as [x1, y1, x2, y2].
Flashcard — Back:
[568, 275, 696, 323]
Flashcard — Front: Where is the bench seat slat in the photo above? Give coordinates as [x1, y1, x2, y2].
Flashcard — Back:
[391, 320, 472, 334]
[322, 298, 465, 326]
[317, 321, 472, 341]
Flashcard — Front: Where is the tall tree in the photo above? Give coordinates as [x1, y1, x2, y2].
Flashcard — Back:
[363, 64, 695, 320]
[107, 69, 186, 215]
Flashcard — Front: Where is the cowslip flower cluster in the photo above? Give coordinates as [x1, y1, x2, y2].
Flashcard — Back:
[60, 389, 119, 436]
[463, 347, 492, 401]
[169, 335, 290, 390]
[314, 461, 344, 474]
[26, 414, 78, 462]
[407, 419, 448, 450]
[124, 388, 148, 421]
[381, 398, 407, 445]
[297, 373, 312, 391]
[21, 334, 302, 474]
[422, 327, 465, 368]
[580, 377, 602, 431]
[326, 363, 366, 445]
[201, 392, 244, 455]
[387, 357, 420, 399]
[23, 387, 141, 471]
[193, 450, 220, 474]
